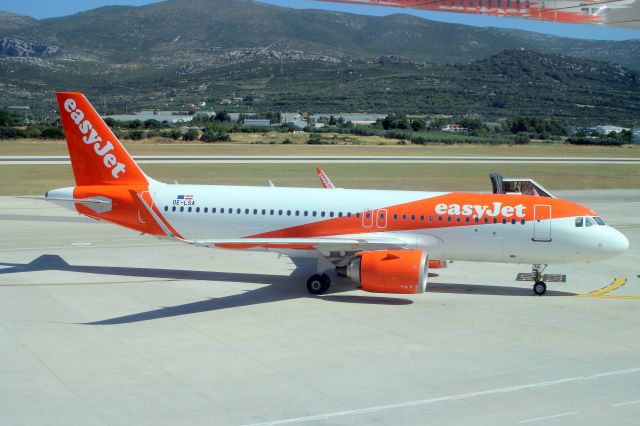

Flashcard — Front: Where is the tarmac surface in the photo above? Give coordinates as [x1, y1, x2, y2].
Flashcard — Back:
[1, 155, 639, 164]
[0, 190, 639, 426]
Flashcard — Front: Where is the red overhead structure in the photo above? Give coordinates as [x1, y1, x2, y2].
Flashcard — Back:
[315, 0, 640, 28]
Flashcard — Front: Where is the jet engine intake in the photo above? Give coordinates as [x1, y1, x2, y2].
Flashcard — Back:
[347, 250, 428, 294]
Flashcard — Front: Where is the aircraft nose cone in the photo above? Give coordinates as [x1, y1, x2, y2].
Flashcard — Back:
[608, 228, 629, 254]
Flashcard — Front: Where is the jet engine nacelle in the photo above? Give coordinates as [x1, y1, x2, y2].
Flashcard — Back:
[347, 250, 428, 294]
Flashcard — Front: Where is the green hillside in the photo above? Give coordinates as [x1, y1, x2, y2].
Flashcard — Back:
[0, 0, 639, 124]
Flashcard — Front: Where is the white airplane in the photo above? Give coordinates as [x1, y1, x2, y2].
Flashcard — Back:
[46, 92, 629, 296]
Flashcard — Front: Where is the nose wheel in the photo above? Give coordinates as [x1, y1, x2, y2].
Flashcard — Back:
[533, 281, 547, 296]
[306, 274, 331, 295]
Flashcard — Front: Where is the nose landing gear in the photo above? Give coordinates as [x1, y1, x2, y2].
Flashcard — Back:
[532, 264, 547, 296]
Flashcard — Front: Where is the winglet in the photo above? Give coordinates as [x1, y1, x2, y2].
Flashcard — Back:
[316, 167, 336, 189]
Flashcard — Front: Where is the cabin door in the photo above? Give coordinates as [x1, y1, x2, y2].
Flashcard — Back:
[533, 204, 552, 242]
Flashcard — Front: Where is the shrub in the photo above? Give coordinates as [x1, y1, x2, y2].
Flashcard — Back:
[40, 127, 65, 139]
[127, 130, 146, 140]
[201, 129, 230, 142]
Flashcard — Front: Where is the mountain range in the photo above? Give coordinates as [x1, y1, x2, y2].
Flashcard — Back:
[0, 0, 638, 124]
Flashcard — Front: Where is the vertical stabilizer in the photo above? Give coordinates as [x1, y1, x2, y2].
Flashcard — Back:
[56, 92, 148, 186]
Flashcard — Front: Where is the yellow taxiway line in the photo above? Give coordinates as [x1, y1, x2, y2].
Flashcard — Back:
[577, 278, 639, 299]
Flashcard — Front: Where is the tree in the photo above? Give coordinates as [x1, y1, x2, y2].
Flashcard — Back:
[214, 112, 230, 123]
[144, 119, 162, 129]
[183, 128, 200, 141]
[40, 127, 64, 139]
[0, 108, 14, 126]
[411, 118, 426, 131]
[128, 119, 144, 129]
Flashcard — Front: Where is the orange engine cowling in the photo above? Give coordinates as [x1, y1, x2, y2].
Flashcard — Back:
[347, 250, 428, 294]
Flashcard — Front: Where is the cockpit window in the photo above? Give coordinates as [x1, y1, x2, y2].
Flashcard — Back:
[585, 217, 595, 227]
[593, 216, 606, 225]
[575, 217, 583, 227]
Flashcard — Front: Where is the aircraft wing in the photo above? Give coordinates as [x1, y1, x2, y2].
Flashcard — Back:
[187, 236, 408, 250]
[314, 0, 640, 29]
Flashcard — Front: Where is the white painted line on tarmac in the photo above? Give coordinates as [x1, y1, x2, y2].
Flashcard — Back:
[241, 367, 640, 426]
[519, 411, 577, 423]
[0, 242, 179, 252]
[610, 399, 640, 407]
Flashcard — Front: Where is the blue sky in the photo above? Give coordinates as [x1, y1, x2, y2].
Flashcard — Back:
[1, 0, 638, 40]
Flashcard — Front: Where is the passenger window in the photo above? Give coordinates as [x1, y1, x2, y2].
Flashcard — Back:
[245, 209, 249, 214]
[521, 219, 525, 225]
[483, 218, 488, 223]
[429, 215, 434, 221]
[492, 218, 497, 224]
[295, 211, 300, 216]
[585, 217, 595, 227]
[366, 212, 371, 219]
[380, 213, 385, 219]
[270, 209, 274, 215]
[287, 210, 291, 216]
[420, 215, 424, 221]
[253, 209, 257, 215]
[575, 217, 584, 227]
[393, 214, 398, 220]
[278, 210, 283, 216]
[180, 206, 184, 212]
[347, 212, 352, 218]
[502, 218, 507, 224]
[474, 217, 479, 223]
[411, 215, 416, 221]
[321, 212, 326, 217]
[187, 207, 192, 213]
[313, 211, 317, 217]
[402, 214, 407, 220]
[456, 217, 461, 223]
[228, 208, 232, 214]
[356, 213, 361, 219]
[593, 217, 606, 225]
[196, 207, 200, 213]
[329, 212, 334, 217]
[465, 217, 470, 223]
[511, 219, 516, 224]
[164, 206, 168, 212]
[212, 208, 217, 213]
[338, 212, 343, 217]
[304, 211, 308, 216]
[204, 207, 208, 213]
[448, 216, 453, 222]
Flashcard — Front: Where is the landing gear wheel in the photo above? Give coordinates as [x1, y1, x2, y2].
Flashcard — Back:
[533, 281, 547, 296]
[307, 274, 331, 295]
[321, 273, 331, 292]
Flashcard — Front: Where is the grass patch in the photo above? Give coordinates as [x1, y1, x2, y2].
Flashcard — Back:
[0, 139, 638, 158]
[2, 163, 638, 195]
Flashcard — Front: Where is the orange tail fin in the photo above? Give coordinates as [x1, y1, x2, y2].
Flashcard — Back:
[56, 92, 148, 186]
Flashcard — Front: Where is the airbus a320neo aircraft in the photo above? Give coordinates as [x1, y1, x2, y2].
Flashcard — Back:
[46, 93, 629, 296]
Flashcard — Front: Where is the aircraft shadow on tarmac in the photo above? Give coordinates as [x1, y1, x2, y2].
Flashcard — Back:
[0, 255, 575, 325]
[0, 255, 413, 324]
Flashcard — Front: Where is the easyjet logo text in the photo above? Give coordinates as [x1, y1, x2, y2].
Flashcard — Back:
[64, 98, 126, 178]
[435, 202, 526, 218]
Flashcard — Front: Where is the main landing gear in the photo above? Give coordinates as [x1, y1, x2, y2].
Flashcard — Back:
[306, 273, 331, 295]
[532, 264, 547, 296]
